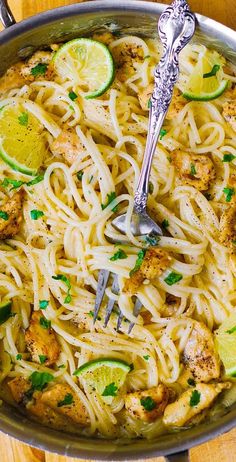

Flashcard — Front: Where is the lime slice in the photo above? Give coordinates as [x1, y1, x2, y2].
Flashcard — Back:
[215, 313, 236, 377]
[0, 103, 46, 175]
[0, 300, 12, 325]
[182, 49, 228, 101]
[74, 358, 131, 404]
[53, 38, 115, 99]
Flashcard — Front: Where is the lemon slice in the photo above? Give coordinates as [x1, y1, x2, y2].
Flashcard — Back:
[53, 38, 115, 99]
[182, 49, 228, 101]
[73, 358, 131, 404]
[0, 103, 46, 175]
[215, 313, 236, 377]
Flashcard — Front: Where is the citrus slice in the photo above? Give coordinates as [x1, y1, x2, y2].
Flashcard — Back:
[215, 313, 236, 377]
[73, 358, 131, 404]
[0, 103, 46, 175]
[182, 49, 228, 101]
[53, 38, 115, 99]
[0, 300, 12, 325]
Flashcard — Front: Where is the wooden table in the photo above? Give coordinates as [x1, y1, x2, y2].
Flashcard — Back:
[1, 0, 236, 461]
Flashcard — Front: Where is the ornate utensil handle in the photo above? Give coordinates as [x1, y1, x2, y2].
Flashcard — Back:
[134, 0, 195, 214]
[0, 0, 15, 28]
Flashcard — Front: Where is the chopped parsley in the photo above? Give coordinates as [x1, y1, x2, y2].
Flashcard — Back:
[147, 98, 151, 109]
[226, 325, 236, 334]
[148, 182, 154, 194]
[130, 249, 146, 276]
[39, 316, 51, 330]
[29, 371, 54, 391]
[39, 355, 47, 364]
[143, 355, 150, 361]
[101, 192, 118, 213]
[18, 112, 28, 126]
[190, 163, 196, 175]
[144, 55, 150, 60]
[58, 393, 74, 407]
[88, 310, 101, 321]
[69, 105, 74, 111]
[164, 271, 183, 286]
[160, 129, 167, 140]
[68, 91, 78, 101]
[101, 382, 118, 397]
[140, 396, 156, 411]
[222, 154, 236, 162]
[16, 353, 22, 360]
[0, 211, 9, 221]
[76, 170, 84, 181]
[145, 234, 160, 246]
[187, 378, 196, 387]
[27, 175, 44, 187]
[110, 249, 128, 261]
[30, 209, 44, 220]
[39, 300, 49, 310]
[190, 389, 201, 407]
[162, 219, 169, 229]
[1, 178, 24, 189]
[0, 302, 12, 325]
[58, 364, 66, 369]
[223, 187, 235, 202]
[31, 63, 48, 77]
[52, 274, 72, 304]
[203, 64, 220, 78]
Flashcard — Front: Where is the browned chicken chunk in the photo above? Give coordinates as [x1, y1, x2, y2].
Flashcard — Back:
[26, 391, 73, 429]
[222, 101, 236, 132]
[41, 383, 89, 426]
[111, 42, 144, 82]
[163, 382, 230, 427]
[182, 321, 220, 382]
[0, 190, 24, 239]
[125, 384, 171, 422]
[20, 51, 53, 82]
[0, 63, 27, 96]
[8, 376, 31, 404]
[219, 204, 236, 251]
[123, 248, 171, 294]
[25, 311, 60, 366]
[171, 150, 215, 191]
[50, 129, 86, 166]
[92, 32, 114, 45]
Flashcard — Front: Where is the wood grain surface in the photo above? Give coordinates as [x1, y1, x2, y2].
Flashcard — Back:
[1, 0, 236, 461]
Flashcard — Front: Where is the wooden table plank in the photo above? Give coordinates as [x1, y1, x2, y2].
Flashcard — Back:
[0, 0, 236, 461]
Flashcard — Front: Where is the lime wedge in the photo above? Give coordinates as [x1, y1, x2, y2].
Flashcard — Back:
[0, 300, 12, 325]
[0, 103, 46, 175]
[215, 313, 236, 377]
[183, 80, 228, 101]
[74, 358, 131, 404]
[53, 38, 115, 99]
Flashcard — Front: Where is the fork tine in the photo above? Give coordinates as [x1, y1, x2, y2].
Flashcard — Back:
[128, 298, 143, 334]
[116, 308, 124, 331]
[93, 269, 110, 323]
[104, 274, 119, 327]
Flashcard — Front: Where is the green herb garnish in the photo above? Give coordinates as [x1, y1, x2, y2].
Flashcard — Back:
[39, 317, 51, 330]
[101, 192, 118, 213]
[226, 325, 236, 334]
[187, 378, 196, 387]
[162, 219, 169, 229]
[190, 163, 196, 175]
[164, 271, 183, 286]
[16, 353, 22, 360]
[148, 182, 154, 194]
[0, 211, 9, 221]
[76, 171, 84, 181]
[102, 382, 118, 397]
[29, 371, 54, 391]
[39, 300, 49, 310]
[140, 396, 156, 411]
[222, 154, 236, 163]
[147, 98, 151, 109]
[52, 274, 72, 304]
[58, 393, 74, 407]
[30, 209, 44, 220]
[160, 129, 167, 140]
[27, 175, 44, 187]
[110, 249, 128, 261]
[31, 63, 48, 77]
[39, 355, 47, 364]
[143, 355, 150, 361]
[18, 112, 28, 127]
[68, 91, 78, 101]
[190, 389, 201, 407]
[223, 187, 235, 202]
[145, 234, 160, 246]
[203, 64, 220, 78]
[130, 249, 146, 276]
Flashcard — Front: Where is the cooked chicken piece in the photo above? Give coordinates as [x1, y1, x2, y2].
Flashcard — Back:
[111, 42, 144, 82]
[0, 190, 24, 239]
[163, 382, 230, 427]
[219, 204, 236, 250]
[166, 88, 187, 120]
[138, 83, 154, 111]
[0, 63, 27, 96]
[41, 383, 90, 426]
[92, 32, 114, 45]
[26, 390, 74, 430]
[50, 129, 86, 166]
[25, 311, 60, 366]
[125, 384, 171, 423]
[8, 376, 31, 404]
[222, 100, 236, 132]
[228, 173, 236, 188]
[182, 321, 220, 382]
[162, 294, 181, 317]
[171, 150, 215, 191]
[123, 248, 171, 294]
[20, 51, 53, 82]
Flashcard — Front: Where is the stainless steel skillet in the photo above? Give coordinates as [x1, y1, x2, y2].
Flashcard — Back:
[0, 1, 236, 461]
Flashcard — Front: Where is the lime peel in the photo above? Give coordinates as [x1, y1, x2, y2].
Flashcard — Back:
[183, 79, 228, 101]
[215, 313, 236, 377]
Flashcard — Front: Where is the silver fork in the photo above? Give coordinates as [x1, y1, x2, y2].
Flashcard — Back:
[93, 0, 195, 331]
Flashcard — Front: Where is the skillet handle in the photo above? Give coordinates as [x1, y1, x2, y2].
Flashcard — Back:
[165, 450, 189, 461]
[0, 0, 15, 28]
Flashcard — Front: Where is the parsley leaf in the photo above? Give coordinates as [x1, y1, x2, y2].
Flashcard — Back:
[190, 163, 196, 175]
[222, 154, 236, 162]
[101, 192, 118, 213]
[140, 396, 156, 411]
[39, 316, 51, 329]
[68, 91, 78, 101]
[39, 355, 47, 364]
[58, 364, 66, 369]
[0, 211, 9, 221]
[1, 178, 24, 190]
[76, 171, 84, 181]
[226, 325, 236, 334]
[145, 234, 160, 246]
[18, 112, 28, 126]
[110, 249, 128, 261]
[190, 389, 201, 407]
[143, 355, 150, 361]
[162, 219, 169, 229]
[39, 300, 49, 310]
[27, 175, 44, 187]
[160, 129, 167, 140]
[52, 274, 72, 304]
[31, 63, 48, 77]
[102, 382, 118, 397]
[203, 64, 220, 78]
[30, 209, 44, 220]
[164, 271, 183, 286]
[0, 302, 12, 324]
[58, 393, 74, 407]
[16, 353, 22, 360]
[29, 371, 54, 391]
[223, 187, 235, 202]
[130, 249, 146, 276]
[187, 378, 196, 387]
[148, 182, 154, 194]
